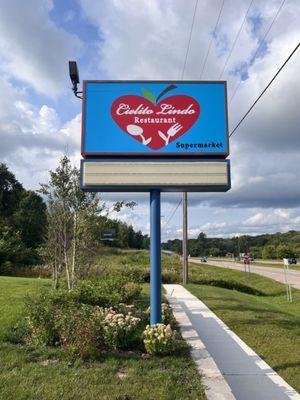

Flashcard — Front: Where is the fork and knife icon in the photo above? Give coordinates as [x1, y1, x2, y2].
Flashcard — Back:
[126, 123, 182, 146]
[158, 123, 182, 145]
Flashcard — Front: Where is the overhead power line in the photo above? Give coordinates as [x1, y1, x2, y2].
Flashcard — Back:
[218, 0, 254, 80]
[165, 199, 182, 227]
[229, 42, 300, 137]
[181, 0, 199, 80]
[229, 0, 286, 104]
[199, 0, 225, 79]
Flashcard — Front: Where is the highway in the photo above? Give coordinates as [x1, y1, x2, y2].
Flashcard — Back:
[190, 258, 300, 290]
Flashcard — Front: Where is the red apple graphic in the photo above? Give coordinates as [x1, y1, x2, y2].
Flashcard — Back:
[110, 86, 200, 150]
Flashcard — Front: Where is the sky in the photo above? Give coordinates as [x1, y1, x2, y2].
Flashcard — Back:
[0, 0, 299, 241]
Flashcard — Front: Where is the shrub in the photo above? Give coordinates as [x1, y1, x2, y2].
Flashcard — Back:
[146, 303, 173, 325]
[102, 309, 141, 349]
[23, 276, 144, 357]
[162, 270, 180, 283]
[25, 289, 72, 346]
[72, 279, 121, 307]
[3, 319, 29, 344]
[122, 282, 142, 302]
[72, 277, 142, 307]
[25, 289, 105, 357]
[143, 324, 177, 355]
[161, 303, 173, 324]
[55, 304, 102, 359]
[0, 261, 13, 275]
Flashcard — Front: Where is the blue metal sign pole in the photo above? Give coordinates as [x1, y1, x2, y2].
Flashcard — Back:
[150, 189, 162, 324]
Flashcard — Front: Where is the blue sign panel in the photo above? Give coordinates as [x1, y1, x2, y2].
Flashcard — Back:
[82, 81, 229, 157]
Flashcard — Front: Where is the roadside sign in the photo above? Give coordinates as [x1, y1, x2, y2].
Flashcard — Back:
[81, 81, 229, 157]
[101, 229, 116, 241]
[78, 78, 232, 325]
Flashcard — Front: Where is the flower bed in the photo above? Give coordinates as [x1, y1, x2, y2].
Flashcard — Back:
[18, 278, 180, 360]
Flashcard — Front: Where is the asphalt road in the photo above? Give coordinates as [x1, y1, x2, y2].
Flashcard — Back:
[190, 258, 300, 290]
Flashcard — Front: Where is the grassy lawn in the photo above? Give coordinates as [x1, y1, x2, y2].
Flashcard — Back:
[0, 276, 50, 340]
[0, 274, 205, 400]
[187, 262, 300, 392]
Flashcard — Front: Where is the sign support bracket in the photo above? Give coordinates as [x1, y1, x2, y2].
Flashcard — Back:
[150, 189, 162, 324]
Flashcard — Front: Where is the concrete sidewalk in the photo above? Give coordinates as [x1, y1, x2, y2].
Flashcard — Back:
[164, 284, 300, 400]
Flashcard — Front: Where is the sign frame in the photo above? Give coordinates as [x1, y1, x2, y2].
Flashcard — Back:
[80, 158, 231, 192]
[81, 80, 230, 158]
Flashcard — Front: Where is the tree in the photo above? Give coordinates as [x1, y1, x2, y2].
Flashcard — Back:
[262, 245, 276, 259]
[13, 191, 47, 248]
[209, 247, 221, 257]
[127, 225, 136, 248]
[276, 244, 296, 259]
[0, 225, 31, 269]
[134, 230, 144, 249]
[40, 156, 100, 290]
[0, 163, 24, 217]
[191, 232, 207, 256]
[0, 165, 46, 271]
[40, 157, 139, 289]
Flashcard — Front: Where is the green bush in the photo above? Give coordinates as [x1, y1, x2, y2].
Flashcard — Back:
[72, 280, 120, 307]
[102, 308, 141, 349]
[0, 260, 13, 275]
[162, 270, 180, 283]
[161, 303, 174, 324]
[26, 297, 56, 346]
[143, 324, 177, 355]
[25, 289, 73, 346]
[55, 304, 102, 359]
[72, 276, 142, 307]
[3, 319, 29, 344]
[23, 276, 144, 356]
[146, 303, 174, 325]
[25, 290, 102, 357]
[122, 282, 142, 302]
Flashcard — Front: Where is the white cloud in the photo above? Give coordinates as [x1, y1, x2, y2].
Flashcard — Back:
[243, 208, 297, 227]
[0, 76, 81, 188]
[274, 209, 290, 219]
[201, 221, 227, 230]
[0, 0, 80, 97]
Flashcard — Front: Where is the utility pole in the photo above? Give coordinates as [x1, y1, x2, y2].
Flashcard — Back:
[183, 192, 188, 284]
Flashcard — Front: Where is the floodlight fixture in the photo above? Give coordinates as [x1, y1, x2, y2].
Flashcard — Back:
[68, 61, 82, 99]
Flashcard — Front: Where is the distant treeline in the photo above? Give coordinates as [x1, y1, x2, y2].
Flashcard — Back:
[0, 162, 149, 275]
[162, 231, 300, 259]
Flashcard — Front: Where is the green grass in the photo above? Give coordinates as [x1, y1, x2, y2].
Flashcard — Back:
[187, 262, 300, 392]
[0, 276, 50, 340]
[91, 248, 182, 272]
[0, 274, 205, 400]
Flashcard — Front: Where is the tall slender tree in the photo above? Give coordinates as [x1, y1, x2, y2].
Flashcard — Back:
[40, 156, 99, 289]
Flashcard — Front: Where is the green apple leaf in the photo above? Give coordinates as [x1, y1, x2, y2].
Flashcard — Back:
[141, 88, 156, 103]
